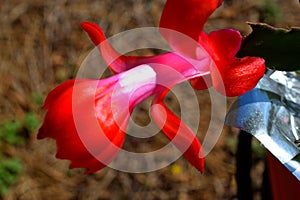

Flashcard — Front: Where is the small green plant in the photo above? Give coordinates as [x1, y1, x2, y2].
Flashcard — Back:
[24, 113, 40, 134]
[0, 155, 23, 196]
[0, 119, 24, 146]
[0, 112, 40, 197]
[31, 92, 44, 108]
[0, 113, 40, 146]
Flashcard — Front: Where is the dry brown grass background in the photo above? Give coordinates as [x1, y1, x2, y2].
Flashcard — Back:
[0, 0, 300, 199]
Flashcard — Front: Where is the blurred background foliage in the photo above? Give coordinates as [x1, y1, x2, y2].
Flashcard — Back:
[0, 0, 299, 199]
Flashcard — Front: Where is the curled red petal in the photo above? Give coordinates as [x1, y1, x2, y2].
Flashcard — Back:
[80, 22, 192, 73]
[80, 22, 106, 47]
[37, 79, 126, 173]
[200, 29, 242, 61]
[151, 90, 204, 173]
[160, 0, 223, 42]
[212, 57, 266, 97]
[80, 22, 128, 73]
[38, 65, 159, 173]
[81, 22, 211, 78]
[199, 29, 265, 96]
[42, 80, 75, 110]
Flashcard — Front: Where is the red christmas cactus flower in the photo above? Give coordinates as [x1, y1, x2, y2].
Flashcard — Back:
[37, 69, 152, 173]
[38, 63, 204, 173]
[38, 65, 176, 173]
[160, 0, 265, 96]
[38, 0, 265, 173]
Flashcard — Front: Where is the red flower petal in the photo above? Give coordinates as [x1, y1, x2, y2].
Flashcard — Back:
[42, 80, 76, 110]
[159, 0, 223, 42]
[38, 65, 159, 173]
[189, 73, 212, 90]
[80, 22, 128, 73]
[81, 22, 210, 77]
[38, 79, 126, 173]
[151, 90, 204, 173]
[200, 29, 242, 61]
[212, 56, 266, 97]
[199, 29, 265, 96]
[80, 22, 106, 47]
